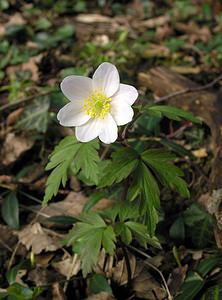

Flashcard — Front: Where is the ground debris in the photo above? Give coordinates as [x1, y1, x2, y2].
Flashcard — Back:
[17, 222, 62, 254]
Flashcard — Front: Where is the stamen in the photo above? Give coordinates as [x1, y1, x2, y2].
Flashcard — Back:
[83, 90, 112, 119]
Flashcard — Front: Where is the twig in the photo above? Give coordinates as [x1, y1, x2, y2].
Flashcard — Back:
[8, 241, 20, 270]
[63, 254, 79, 292]
[128, 245, 173, 300]
[120, 242, 132, 287]
[0, 90, 52, 112]
[155, 73, 222, 103]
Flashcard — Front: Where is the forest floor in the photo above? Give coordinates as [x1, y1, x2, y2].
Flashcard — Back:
[0, 1, 222, 299]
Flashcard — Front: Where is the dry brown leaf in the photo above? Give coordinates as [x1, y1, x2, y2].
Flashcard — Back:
[214, 226, 222, 249]
[192, 148, 208, 158]
[7, 13, 26, 26]
[112, 253, 136, 285]
[142, 44, 170, 58]
[15, 269, 28, 287]
[170, 66, 201, 75]
[168, 265, 188, 297]
[140, 15, 170, 28]
[35, 253, 54, 267]
[0, 13, 26, 36]
[35, 192, 113, 225]
[75, 14, 112, 24]
[155, 24, 173, 40]
[52, 282, 67, 300]
[6, 54, 43, 82]
[6, 108, 24, 126]
[28, 267, 59, 286]
[1, 133, 34, 166]
[176, 21, 211, 43]
[17, 223, 62, 254]
[20, 54, 43, 81]
[0, 224, 17, 252]
[53, 253, 81, 278]
[86, 292, 115, 300]
[132, 262, 167, 300]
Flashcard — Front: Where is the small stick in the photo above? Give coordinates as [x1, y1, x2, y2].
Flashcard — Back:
[155, 73, 222, 103]
[0, 90, 52, 112]
[128, 245, 173, 300]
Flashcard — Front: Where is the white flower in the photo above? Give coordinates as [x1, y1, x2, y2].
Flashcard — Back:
[57, 62, 138, 144]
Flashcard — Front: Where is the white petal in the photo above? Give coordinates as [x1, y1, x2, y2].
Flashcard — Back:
[57, 102, 90, 127]
[75, 118, 104, 142]
[99, 113, 118, 144]
[112, 83, 138, 105]
[61, 76, 93, 102]
[92, 62, 120, 97]
[110, 102, 134, 126]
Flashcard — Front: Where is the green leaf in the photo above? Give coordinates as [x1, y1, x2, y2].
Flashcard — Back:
[203, 285, 222, 300]
[132, 162, 160, 235]
[64, 212, 117, 277]
[72, 139, 100, 185]
[98, 148, 139, 188]
[115, 223, 132, 245]
[125, 221, 149, 247]
[169, 217, 185, 240]
[83, 191, 108, 212]
[2, 192, 19, 229]
[89, 273, 112, 294]
[175, 256, 222, 300]
[175, 271, 204, 300]
[43, 136, 81, 205]
[16, 96, 50, 133]
[196, 256, 222, 277]
[102, 226, 116, 255]
[142, 149, 190, 198]
[46, 215, 79, 225]
[146, 105, 201, 124]
[183, 204, 214, 248]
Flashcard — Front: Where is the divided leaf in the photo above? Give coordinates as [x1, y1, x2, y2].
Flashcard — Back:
[72, 139, 100, 184]
[43, 137, 100, 205]
[142, 149, 190, 198]
[98, 148, 139, 188]
[43, 136, 81, 205]
[129, 162, 160, 235]
[64, 212, 116, 277]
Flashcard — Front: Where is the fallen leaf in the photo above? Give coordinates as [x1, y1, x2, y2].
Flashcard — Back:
[132, 262, 167, 300]
[168, 265, 188, 297]
[20, 54, 43, 81]
[35, 192, 113, 225]
[192, 148, 208, 158]
[139, 15, 170, 28]
[52, 253, 81, 278]
[75, 14, 112, 24]
[112, 252, 136, 285]
[6, 13, 26, 26]
[1, 133, 34, 166]
[6, 54, 43, 82]
[0, 224, 17, 252]
[15, 269, 28, 287]
[35, 253, 54, 267]
[170, 66, 201, 75]
[28, 266, 59, 286]
[142, 44, 170, 59]
[17, 222, 62, 254]
[52, 282, 67, 300]
[86, 292, 116, 300]
[6, 108, 24, 126]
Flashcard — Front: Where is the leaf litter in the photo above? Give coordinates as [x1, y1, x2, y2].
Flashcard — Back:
[1, 1, 222, 299]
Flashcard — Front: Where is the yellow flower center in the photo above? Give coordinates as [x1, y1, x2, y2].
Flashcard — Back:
[83, 90, 112, 119]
